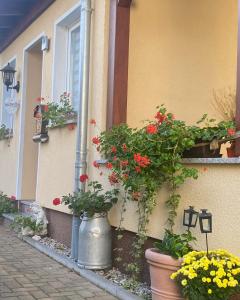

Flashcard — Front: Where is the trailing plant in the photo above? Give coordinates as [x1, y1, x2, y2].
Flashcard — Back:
[154, 230, 196, 259]
[0, 192, 17, 216]
[11, 215, 43, 235]
[171, 249, 240, 300]
[91, 106, 236, 278]
[35, 93, 77, 128]
[57, 181, 119, 217]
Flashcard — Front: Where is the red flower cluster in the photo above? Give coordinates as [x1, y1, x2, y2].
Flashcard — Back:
[122, 143, 127, 152]
[92, 136, 100, 145]
[80, 174, 89, 182]
[155, 112, 166, 124]
[134, 153, 151, 168]
[93, 161, 100, 168]
[146, 124, 158, 134]
[227, 128, 236, 136]
[111, 146, 117, 153]
[108, 172, 118, 185]
[135, 166, 141, 173]
[90, 119, 96, 125]
[53, 198, 61, 206]
[120, 160, 129, 167]
[10, 195, 16, 201]
[106, 162, 113, 169]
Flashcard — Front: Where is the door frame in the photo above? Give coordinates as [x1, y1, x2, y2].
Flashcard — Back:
[16, 32, 45, 199]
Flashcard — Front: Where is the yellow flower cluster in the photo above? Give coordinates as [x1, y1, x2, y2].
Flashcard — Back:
[171, 249, 240, 297]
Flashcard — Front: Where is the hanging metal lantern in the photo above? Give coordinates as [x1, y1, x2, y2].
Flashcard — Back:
[183, 206, 199, 230]
[0, 63, 20, 92]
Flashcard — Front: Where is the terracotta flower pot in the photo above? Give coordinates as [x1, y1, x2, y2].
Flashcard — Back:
[145, 249, 184, 300]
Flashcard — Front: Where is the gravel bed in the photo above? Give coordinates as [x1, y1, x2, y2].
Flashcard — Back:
[37, 236, 151, 299]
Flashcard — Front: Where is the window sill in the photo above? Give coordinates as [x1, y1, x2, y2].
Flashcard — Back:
[182, 158, 240, 164]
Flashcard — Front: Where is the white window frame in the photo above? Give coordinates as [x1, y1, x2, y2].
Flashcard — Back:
[0, 56, 17, 129]
[52, 4, 81, 105]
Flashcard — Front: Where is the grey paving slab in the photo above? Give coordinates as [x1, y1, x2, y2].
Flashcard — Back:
[0, 226, 117, 300]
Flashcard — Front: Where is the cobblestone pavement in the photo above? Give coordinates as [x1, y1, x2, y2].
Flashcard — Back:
[0, 225, 118, 300]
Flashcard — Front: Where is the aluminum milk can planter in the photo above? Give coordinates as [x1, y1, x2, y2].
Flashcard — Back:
[78, 212, 112, 269]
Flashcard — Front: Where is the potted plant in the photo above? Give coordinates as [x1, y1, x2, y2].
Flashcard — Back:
[0, 192, 17, 220]
[145, 230, 196, 300]
[61, 181, 119, 269]
[171, 249, 240, 300]
[11, 215, 44, 236]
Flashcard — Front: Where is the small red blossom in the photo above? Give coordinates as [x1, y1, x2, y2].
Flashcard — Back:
[90, 119, 96, 125]
[155, 112, 167, 124]
[92, 136, 100, 145]
[122, 143, 127, 152]
[111, 146, 117, 153]
[93, 161, 100, 168]
[135, 166, 141, 173]
[43, 105, 49, 112]
[122, 173, 129, 180]
[120, 160, 129, 167]
[10, 195, 16, 201]
[134, 153, 151, 168]
[53, 198, 61, 206]
[106, 162, 113, 169]
[108, 172, 119, 185]
[113, 156, 118, 161]
[67, 124, 76, 130]
[80, 174, 89, 182]
[227, 128, 236, 136]
[146, 124, 158, 134]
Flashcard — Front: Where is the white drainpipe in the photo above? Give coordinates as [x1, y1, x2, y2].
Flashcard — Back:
[71, 0, 92, 260]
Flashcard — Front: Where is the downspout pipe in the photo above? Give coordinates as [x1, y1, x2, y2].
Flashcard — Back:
[71, 0, 92, 260]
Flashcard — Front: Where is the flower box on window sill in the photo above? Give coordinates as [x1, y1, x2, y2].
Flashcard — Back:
[47, 117, 77, 130]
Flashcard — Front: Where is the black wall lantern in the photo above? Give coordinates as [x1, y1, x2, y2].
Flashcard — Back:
[199, 209, 212, 255]
[0, 63, 20, 93]
[183, 206, 199, 231]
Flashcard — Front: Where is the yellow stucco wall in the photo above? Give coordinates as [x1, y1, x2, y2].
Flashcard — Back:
[127, 0, 237, 126]
[108, 0, 240, 254]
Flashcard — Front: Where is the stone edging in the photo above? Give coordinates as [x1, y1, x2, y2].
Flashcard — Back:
[2, 214, 142, 300]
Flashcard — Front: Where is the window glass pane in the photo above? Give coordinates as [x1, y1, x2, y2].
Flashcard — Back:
[69, 25, 80, 111]
[2, 60, 16, 128]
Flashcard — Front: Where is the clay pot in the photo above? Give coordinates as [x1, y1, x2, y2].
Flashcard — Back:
[145, 249, 184, 300]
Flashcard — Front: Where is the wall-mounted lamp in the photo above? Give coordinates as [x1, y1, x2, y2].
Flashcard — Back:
[199, 209, 212, 256]
[0, 63, 20, 93]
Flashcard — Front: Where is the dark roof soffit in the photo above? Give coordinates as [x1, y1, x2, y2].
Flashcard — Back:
[0, 0, 55, 53]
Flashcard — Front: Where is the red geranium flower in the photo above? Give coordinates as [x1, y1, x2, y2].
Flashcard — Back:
[80, 174, 89, 182]
[90, 119, 96, 125]
[135, 166, 141, 173]
[108, 172, 118, 185]
[227, 128, 236, 136]
[93, 161, 100, 168]
[53, 198, 61, 206]
[122, 173, 129, 180]
[10, 195, 16, 201]
[120, 160, 128, 167]
[92, 136, 100, 145]
[155, 112, 166, 124]
[134, 153, 151, 168]
[111, 146, 117, 153]
[122, 143, 127, 152]
[146, 124, 158, 134]
[106, 162, 113, 169]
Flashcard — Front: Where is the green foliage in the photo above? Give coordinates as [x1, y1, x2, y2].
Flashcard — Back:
[154, 230, 196, 259]
[0, 124, 10, 140]
[0, 192, 16, 216]
[11, 215, 43, 235]
[42, 93, 77, 128]
[62, 181, 119, 217]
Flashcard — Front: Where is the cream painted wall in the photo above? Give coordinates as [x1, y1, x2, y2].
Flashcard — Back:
[127, 0, 238, 126]
[107, 0, 240, 255]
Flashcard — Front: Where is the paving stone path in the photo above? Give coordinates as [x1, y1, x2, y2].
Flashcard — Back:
[0, 225, 117, 300]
